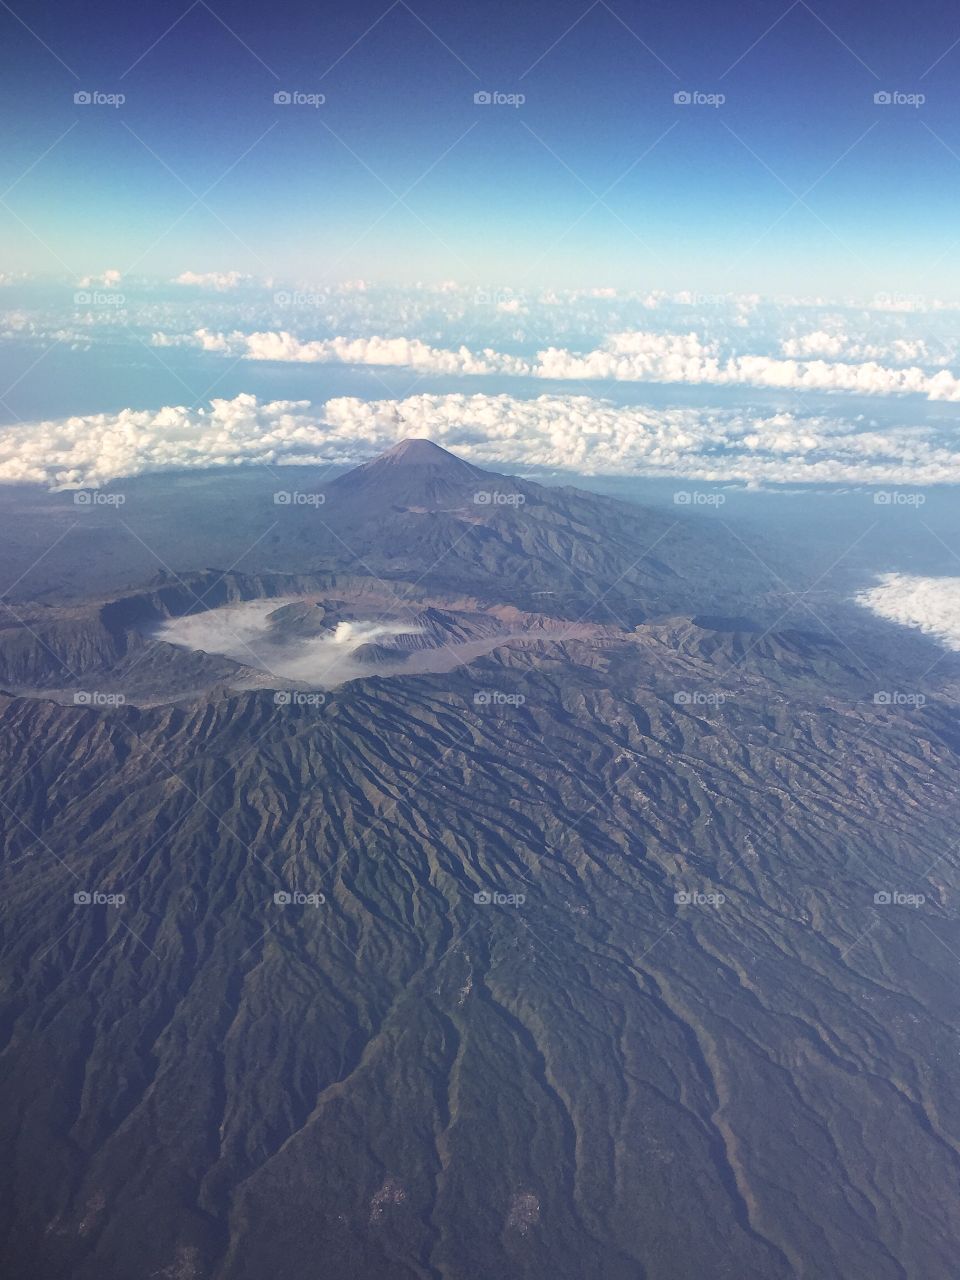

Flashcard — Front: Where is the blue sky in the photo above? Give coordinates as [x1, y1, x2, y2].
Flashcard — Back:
[4, 0, 960, 294]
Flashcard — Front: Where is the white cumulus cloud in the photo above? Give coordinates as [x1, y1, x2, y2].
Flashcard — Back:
[856, 573, 960, 651]
[172, 271, 252, 291]
[147, 325, 960, 401]
[77, 269, 121, 287]
[7, 391, 960, 490]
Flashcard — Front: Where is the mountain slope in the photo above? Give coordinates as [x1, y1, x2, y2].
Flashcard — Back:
[281, 439, 777, 623]
[1, 636, 959, 1279]
[323, 436, 490, 507]
[2, 443, 960, 1279]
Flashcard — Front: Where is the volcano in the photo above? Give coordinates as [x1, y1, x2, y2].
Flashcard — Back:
[281, 438, 776, 624]
[1, 447, 958, 1280]
[322, 436, 511, 509]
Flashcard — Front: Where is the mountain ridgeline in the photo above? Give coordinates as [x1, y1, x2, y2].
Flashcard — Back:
[1, 441, 959, 1279]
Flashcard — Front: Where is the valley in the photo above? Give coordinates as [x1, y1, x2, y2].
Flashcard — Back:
[1, 441, 959, 1279]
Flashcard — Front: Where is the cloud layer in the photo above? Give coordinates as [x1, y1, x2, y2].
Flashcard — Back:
[856, 573, 960, 651]
[152, 326, 960, 401]
[172, 271, 254, 291]
[9, 280, 960, 404]
[154, 602, 418, 686]
[5, 390, 960, 491]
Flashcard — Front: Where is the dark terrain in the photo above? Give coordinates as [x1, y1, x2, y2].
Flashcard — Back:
[1, 440, 960, 1279]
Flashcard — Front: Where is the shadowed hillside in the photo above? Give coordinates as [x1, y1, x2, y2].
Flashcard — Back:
[2, 444, 960, 1279]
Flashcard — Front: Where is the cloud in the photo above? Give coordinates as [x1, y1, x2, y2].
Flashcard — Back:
[533, 331, 960, 398]
[9, 279, 960, 387]
[780, 330, 848, 359]
[148, 324, 960, 401]
[535, 330, 720, 383]
[780, 329, 942, 367]
[154, 601, 420, 686]
[150, 327, 235, 352]
[322, 393, 960, 484]
[0, 394, 338, 488]
[151, 328, 532, 375]
[244, 331, 531, 375]
[8, 390, 960, 491]
[77, 269, 121, 287]
[856, 573, 960, 651]
[172, 271, 252, 291]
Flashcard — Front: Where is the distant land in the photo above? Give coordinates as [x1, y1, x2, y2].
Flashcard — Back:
[1, 441, 960, 1277]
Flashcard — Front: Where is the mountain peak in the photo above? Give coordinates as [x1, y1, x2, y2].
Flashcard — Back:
[325, 435, 490, 506]
[378, 438, 463, 467]
[339, 436, 484, 483]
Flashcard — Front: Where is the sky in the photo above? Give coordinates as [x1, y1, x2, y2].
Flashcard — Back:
[7, 0, 960, 650]
[7, 0, 960, 521]
[4, 0, 960, 295]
